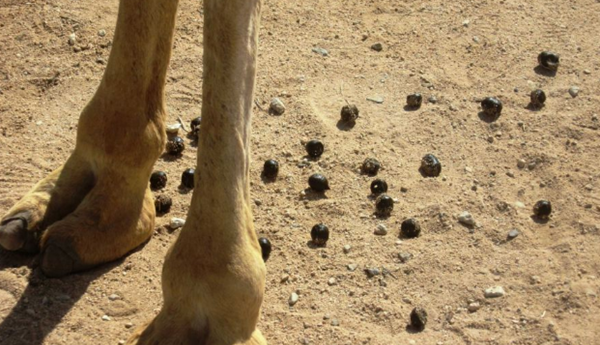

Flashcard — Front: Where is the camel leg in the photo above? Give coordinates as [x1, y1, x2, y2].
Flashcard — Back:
[127, 0, 266, 344]
[0, 0, 179, 277]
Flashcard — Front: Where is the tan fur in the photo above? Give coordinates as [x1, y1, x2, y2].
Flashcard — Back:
[0, 0, 266, 343]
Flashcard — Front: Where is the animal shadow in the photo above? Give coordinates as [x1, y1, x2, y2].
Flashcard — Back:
[0, 249, 129, 345]
[533, 65, 557, 77]
[336, 119, 356, 131]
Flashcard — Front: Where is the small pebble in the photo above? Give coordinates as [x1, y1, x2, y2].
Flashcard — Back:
[169, 217, 185, 230]
[311, 47, 329, 56]
[398, 252, 413, 263]
[484, 286, 505, 298]
[366, 96, 384, 104]
[289, 292, 299, 306]
[364, 268, 380, 278]
[102, 315, 111, 321]
[458, 211, 475, 226]
[327, 278, 337, 286]
[166, 123, 182, 135]
[98, 29, 106, 37]
[68, 33, 76, 46]
[347, 264, 358, 271]
[269, 98, 286, 115]
[374, 224, 388, 236]
[517, 159, 526, 169]
[371, 43, 383, 52]
[343, 244, 351, 254]
[468, 302, 481, 312]
[568, 86, 580, 98]
[331, 319, 340, 326]
[108, 294, 120, 301]
[507, 229, 519, 240]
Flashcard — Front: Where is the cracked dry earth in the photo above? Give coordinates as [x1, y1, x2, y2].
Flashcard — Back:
[1, 0, 600, 344]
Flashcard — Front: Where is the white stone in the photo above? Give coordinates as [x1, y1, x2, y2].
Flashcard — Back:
[68, 33, 76, 46]
[289, 292, 299, 306]
[166, 123, 182, 134]
[569, 86, 580, 98]
[343, 244, 351, 253]
[269, 98, 286, 115]
[169, 218, 185, 229]
[102, 315, 111, 321]
[374, 224, 388, 236]
[327, 278, 337, 286]
[468, 302, 481, 312]
[108, 294, 120, 301]
[484, 286, 505, 298]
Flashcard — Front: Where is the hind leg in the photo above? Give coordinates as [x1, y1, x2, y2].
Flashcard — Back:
[0, 0, 179, 277]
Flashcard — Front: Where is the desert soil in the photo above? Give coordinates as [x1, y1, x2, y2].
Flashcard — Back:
[1, 0, 600, 344]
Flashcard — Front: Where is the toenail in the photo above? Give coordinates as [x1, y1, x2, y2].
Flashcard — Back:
[0, 218, 27, 251]
[42, 244, 76, 278]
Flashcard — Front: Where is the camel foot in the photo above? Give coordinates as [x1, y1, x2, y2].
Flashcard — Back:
[126, 315, 266, 345]
[0, 149, 158, 277]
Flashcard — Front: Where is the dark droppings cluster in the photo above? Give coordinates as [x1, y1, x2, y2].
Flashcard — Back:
[311, 223, 329, 246]
[263, 159, 279, 179]
[166, 136, 185, 155]
[370, 179, 388, 194]
[305, 140, 324, 158]
[150, 171, 167, 190]
[308, 173, 330, 192]
[419, 154, 442, 178]
[340, 104, 359, 123]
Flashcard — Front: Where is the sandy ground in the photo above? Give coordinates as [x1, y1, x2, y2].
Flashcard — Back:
[1, 0, 600, 344]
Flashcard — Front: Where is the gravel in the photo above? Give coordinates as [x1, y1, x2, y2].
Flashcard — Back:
[468, 302, 481, 312]
[343, 244, 351, 254]
[569, 86, 580, 98]
[374, 224, 388, 236]
[169, 218, 185, 230]
[371, 43, 383, 52]
[484, 286, 505, 298]
[364, 268, 380, 278]
[289, 292, 299, 306]
[269, 98, 286, 115]
[458, 211, 475, 226]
